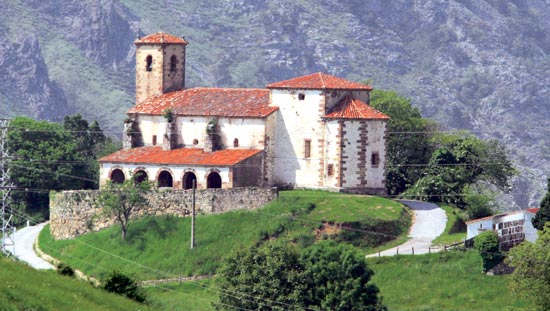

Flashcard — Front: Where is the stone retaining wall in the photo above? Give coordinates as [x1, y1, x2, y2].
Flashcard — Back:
[50, 187, 278, 240]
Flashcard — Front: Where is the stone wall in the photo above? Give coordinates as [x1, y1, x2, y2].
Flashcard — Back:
[50, 187, 278, 240]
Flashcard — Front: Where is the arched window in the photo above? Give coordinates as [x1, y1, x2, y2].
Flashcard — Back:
[157, 171, 173, 188]
[134, 170, 148, 183]
[207, 172, 222, 189]
[233, 138, 239, 148]
[183, 172, 197, 190]
[170, 55, 177, 72]
[146, 55, 153, 72]
[110, 169, 125, 184]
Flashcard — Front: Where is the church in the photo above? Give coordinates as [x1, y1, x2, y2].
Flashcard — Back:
[99, 32, 389, 195]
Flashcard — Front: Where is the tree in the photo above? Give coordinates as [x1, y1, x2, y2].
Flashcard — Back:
[508, 224, 550, 310]
[403, 132, 514, 208]
[300, 241, 386, 311]
[473, 231, 503, 273]
[99, 174, 152, 240]
[370, 90, 435, 195]
[532, 178, 550, 230]
[214, 242, 386, 311]
[215, 244, 305, 311]
[103, 271, 146, 303]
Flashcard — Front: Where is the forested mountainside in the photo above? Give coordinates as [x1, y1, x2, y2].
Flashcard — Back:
[1, 0, 549, 207]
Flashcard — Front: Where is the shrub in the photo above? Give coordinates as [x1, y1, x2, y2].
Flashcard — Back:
[56, 262, 75, 277]
[473, 231, 503, 272]
[102, 271, 146, 303]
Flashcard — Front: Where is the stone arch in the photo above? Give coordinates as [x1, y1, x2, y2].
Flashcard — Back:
[206, 171, 222, 189]
[157, 169, 174, 188]
[182, 170, 197, 190]
[134, 167, 149, 183]
[109, 168, 125, 184]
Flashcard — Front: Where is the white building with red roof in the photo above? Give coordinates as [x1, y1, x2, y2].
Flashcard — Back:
[99, 32, 389, 194]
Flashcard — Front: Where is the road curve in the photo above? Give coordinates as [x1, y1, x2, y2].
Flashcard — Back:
[7, 222, 54, 269]
[367, 200, 447, 257]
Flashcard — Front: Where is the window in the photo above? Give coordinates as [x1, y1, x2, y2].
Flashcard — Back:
[146, 55, 153, 72]
[371, 152, 380, 167]
[298, 93, 305, 100]
[233, 138, 239, 148]
[304, 139, 311, 158]
[170, 55, 177, 72]
[327, 164, 334, 176]
[152, 135, 157, 145]
[193, 139, 199, 145]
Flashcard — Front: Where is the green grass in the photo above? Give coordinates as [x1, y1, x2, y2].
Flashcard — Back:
[369, 250, 533, 311]
[144, 279, 217, 311]
[432, 204, 467, 246]
[0, 255, 153, 311]
[39, 190, 409, 281]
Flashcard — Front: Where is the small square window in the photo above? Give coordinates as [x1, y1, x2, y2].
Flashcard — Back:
[327, 164, 334, 176]
[233, 138, 239, 148]
[152, 135, 157, 145]
[193, 139, 199, 145]
[298, 93, 305, 100]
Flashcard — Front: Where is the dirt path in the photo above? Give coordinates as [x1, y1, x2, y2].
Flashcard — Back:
[367, 200, 447, 257]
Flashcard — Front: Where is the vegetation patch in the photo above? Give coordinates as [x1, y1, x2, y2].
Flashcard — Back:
[431, 204, 467, 246]
[39, 190, 408, 281]
[368, 250, 532, 311]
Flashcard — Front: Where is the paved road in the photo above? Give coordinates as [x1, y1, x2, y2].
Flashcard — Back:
[367, 200, 447, 257]
[7, 222, 54, 269]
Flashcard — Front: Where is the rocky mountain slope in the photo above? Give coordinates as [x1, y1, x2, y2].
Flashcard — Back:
[1, 0, 549, 207]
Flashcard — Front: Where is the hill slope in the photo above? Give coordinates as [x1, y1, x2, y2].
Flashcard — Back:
[0, 256, 153, 311]
[1, 0, 549, 205]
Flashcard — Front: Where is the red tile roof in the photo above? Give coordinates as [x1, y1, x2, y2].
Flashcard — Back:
[527, 208, 540, 214]
[135, 32, 188, 45]
[99, 147, 263, 166]
[324, 96, 389, 120]
[129, 88, 278, 118]
[267, 72, 373, 90]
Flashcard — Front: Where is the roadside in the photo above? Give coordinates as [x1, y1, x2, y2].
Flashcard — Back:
[7, 222, 54, 269]
[367, 200, 447, 257]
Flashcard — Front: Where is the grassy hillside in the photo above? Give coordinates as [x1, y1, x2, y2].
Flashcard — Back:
[369, 250, 532, 311]
[39, 190, 410, 281]
[0, 256, 153, 311]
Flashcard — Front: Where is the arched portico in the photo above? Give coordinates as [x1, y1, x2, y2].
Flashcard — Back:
[110, 169, 125, 184]
[183, 171, 197, 189]
[206, 171, 222, 189]
[157, 170, 174, 188]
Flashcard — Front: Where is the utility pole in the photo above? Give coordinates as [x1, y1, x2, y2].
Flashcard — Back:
[190, 179, 196, 249]
[1, 118, 15, 256]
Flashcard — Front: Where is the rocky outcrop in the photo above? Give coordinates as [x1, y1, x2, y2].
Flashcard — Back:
[49, 187, 278, 240]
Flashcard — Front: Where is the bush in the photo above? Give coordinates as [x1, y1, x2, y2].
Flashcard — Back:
[473, 231, 503, 273]
[56, 262, 75, 277]
[102, 271, 146, 303]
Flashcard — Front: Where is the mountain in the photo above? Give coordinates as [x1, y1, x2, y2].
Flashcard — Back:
[1, 0, 549, 207]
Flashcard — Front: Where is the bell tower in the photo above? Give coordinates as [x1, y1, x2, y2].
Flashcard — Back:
[134, 32, 188, 104]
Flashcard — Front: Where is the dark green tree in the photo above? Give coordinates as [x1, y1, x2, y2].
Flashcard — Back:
[508, 224, 550, 310]
[403, 132, 514, 208]
[215, 242, 386, 311]
[8, 117, 81, 218]
[300, 241, 386, 311]
[370, 90, 435, 195]
[473, 231, 503, 273]
[532, 178, 550, 230]
[99, 174, 152, 240]
[214, 244, 305, 311]
[103, 271, 146, 303]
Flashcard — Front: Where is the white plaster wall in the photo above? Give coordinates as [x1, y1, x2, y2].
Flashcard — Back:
[467, 219, 494, 239]
[137, 115, 166, 146]
[99, 162, 229, 189]
[270, 89, 323, 187]
[525, 213, 539, 243]
[323, 121, 341, 187]
[366, 120, 387, 188]
[341, 122, 362, 188]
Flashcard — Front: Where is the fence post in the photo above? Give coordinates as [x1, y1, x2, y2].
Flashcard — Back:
[412, 247, 414, 255]
[397, 248, 399, 255]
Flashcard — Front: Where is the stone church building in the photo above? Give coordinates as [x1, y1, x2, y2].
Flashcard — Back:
[99, 32, 389, 194]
